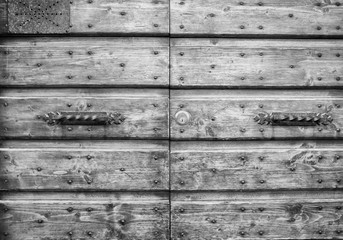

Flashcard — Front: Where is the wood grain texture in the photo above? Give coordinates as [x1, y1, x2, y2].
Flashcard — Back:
[0, 192, 169, 240]
[171, 90, 343, 140]
[0, 0, 7, 34]
[0, 89, 169, 139]
[70, 0, 169, 35]
[171, 39, 343, 88]
[171, 141, 343, 191]
[171, 191, 343, 240]
[171, 0, 343, 36]
[0, 37, 169, 87]
[0, 140, 169, 191]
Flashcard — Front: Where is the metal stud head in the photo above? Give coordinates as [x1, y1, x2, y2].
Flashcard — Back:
[240, 207, 246, 212]
[87, 155, 92, 160]
[259, 231, 264, 235]
[240, 180, 246, 184]
[179, 208, 185, 213]
[211, 219, 217, 223]
[37, 167, 42, 171]
[87, 231, 93, 236]
[120, 168, 125, 171]
[154, 180, 159, 184]
[67, 180, 73, 184]
[37, 219, 43, 223]
[87, 207, 93, 212]
[258, 207, 265, 212]
[119, 219, 126, 225]
[67, 207, 73, 212]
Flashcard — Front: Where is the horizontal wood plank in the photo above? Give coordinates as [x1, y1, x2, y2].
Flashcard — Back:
[0, 37, 169, 87]
[0, 140, 169, 191]
[171, 90, 343, 140]
[171, 141, 343, 191]
[171, 0, 343, 36]
[70, 0, 169, 34]
[2, 0, 169, 35]
[171, 39, 343, 88]
[171, 191, 343, 240]
[0, 89, 169, 139]
[0, 192, 169, 240]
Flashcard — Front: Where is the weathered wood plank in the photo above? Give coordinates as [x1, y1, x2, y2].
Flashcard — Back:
[0, 37, 169, 87]
[171, 90, 343, 140]
[0, 0, 7, 34]
[0, 192, 169, 240]
[0, 140, 169, 191]
[0, 89, 169, 139]
[171, 39, 343, 88]
[171, 0, 343, 36]
[70, 0, 169, 35]
[171, 141, 343, 191]
[171, 191, 343, 240]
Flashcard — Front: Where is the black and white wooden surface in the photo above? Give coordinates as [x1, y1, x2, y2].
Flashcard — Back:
[0, 0, 343, 239]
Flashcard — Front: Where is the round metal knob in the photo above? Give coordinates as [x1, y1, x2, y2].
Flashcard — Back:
[175, 111, 191, 125]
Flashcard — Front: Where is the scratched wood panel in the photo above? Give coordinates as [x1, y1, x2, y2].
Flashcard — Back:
[171, 141, 343, 191]
[171, 0, 343, 36]
[0, 89, 169, 139]
[0, 192, 169, 240]
[0, 37, 169, 87]
[171, 90, 343, 140]
[171, 39, 343, 88]
[70, 0, 169, 35]
[171, 191, 343, 240]
[0, 0, 7, 34]
[0, 140, 168, 191]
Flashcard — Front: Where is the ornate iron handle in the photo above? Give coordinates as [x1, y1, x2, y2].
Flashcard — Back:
[254, 112, 333, 126]
[41, 112, 125, 126]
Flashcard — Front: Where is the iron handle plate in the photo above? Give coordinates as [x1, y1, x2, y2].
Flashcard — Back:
[254, 112, 333, 126]
[41, 112, 125, 126]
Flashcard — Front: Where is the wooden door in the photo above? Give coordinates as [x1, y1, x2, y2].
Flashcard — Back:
[169, 1, 343, 239]
[1, 0, 343, 239]
[0, 1, 170, 239]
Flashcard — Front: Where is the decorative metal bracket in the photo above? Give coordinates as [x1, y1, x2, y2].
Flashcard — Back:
[254, 112, 333, 126]
[41, 112, 126, 126]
